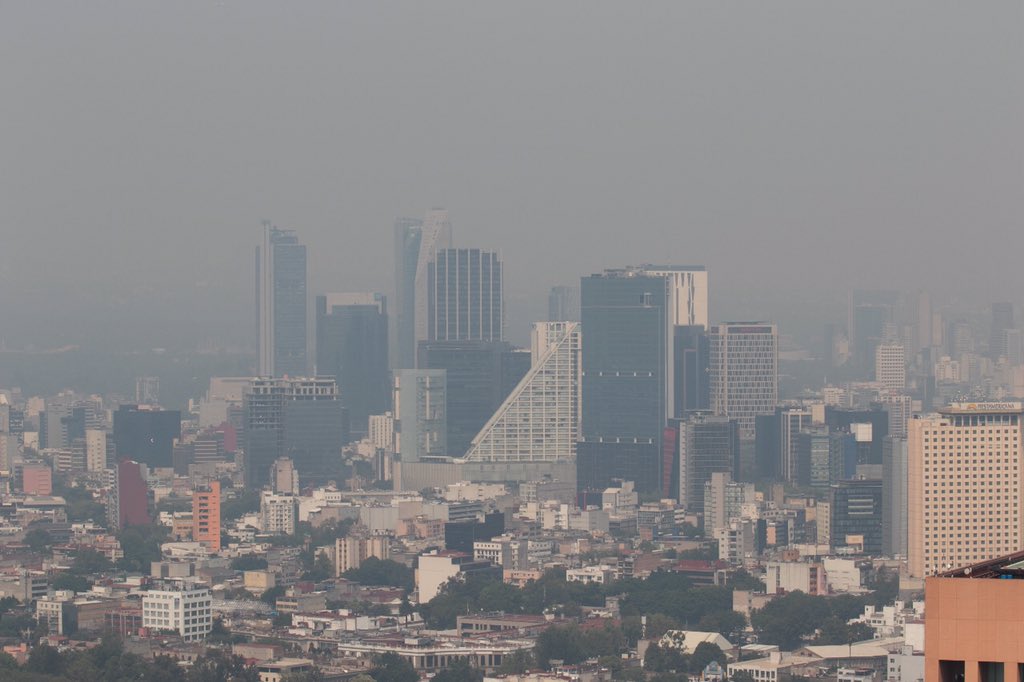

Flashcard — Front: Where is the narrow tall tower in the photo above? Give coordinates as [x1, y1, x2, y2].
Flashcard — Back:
[257, 223, 307, 377]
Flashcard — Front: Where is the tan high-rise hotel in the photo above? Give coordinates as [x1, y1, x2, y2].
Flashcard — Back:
[908, 402, 1024, 577]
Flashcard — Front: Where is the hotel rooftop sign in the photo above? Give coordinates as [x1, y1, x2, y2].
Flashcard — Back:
[945, 402, 1023, 412]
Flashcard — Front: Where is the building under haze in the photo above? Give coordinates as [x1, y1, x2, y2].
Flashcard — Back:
[577, 269, 669, 493]
[462, 321, 581, 464]
[708, 322, 778, 440]
[908, 402, 1024, 578]
[675, 414, 739, 512]
[417, 340, 527, 457]
[316, 293, 389, 437]
[547, 286, 580, 322]
[257, 223, 308, 377]
[427, 248, 503, 343]
[393, 369, 447, 464]
[112, 405, 181, 469]
[242, 377, 347, 488]
[391, 209, 452, 370]
[990, 301, 1015, 360]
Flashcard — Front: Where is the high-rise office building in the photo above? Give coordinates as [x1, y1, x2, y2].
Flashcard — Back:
[882, 436, 908, 558]
[991, 301, 1014, 360]
[673, 325, 710, 418]
[638, 265, 709, 329]
[548, 286, 580, 322]
[392, 217, 424, 371]
[316, 293, 389, 437]
[578, 270, 669, 493]
[417, 340, 527, 457]
[135, 376, 160, 405]
[257, 223, 307, 377]
[825, 406, 889, 466]
[393, 211, 453, 369]
[242, 378, 347, 488]
[908, 403, 1024, 578]
[830, 478, 883, 555]
[394, 369, 447, 463]
[848, 289, 899, 371]
[875, 342, 906, 392]
[676, 414, 740, 512]
[463, 322, 581, 464]
[709, 323, 778, 440]
[427, 248, 503, 343]
[192, 482, 220, 552]
[795, 427, 846, 489]
[113, 405, 181, 468]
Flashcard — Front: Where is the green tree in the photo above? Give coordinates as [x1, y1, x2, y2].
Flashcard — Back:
[0, 596, 19, 616]
[431, 658, 483, 682]
[496, 650, 533, 675]
[343, 557, 414, 591]
[24, 528, 53, 552]
[750, 591, 833, 650]
[187, 649, 259, 682]
[53, 572, 93, 593]
[260, 585, 286, 606]
[117, 524, 169, 572]
[26, 643, 65, 676]
[231, 556, 269, 571]
[302, 550, 334, 582]
[731, 671, 756, 682]
[813, 617, 874, 645]
[71, 547, 112, 574]
[282, 669, 326, 682]
[221, 489, 261, 522]
[728, 570, 765, 591]
[697, 609, 746, 641]
[370, 652, 418, 682]
[645, 613, 681, 640]
[688, 642, 726, 675]
[0, 651, 17, 669]
[535, 624, 586, 668]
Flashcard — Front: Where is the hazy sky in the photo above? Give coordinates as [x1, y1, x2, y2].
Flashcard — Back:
[2, 2, 1021, 350]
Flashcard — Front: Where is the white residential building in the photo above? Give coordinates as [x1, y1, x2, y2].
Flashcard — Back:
[260, 492, 298, 535]
[142, 582, 212, 641]
[875, 343, 906, 392]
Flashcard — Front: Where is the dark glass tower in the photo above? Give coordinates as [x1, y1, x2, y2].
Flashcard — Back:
[675, 414, 739, 511]
[427, 248, 503, 342]
[242, 378, 348, 488]
[257, 224, 307, 377]
[316, 293, 389, 437]
[578, 270, 668, 493]
[830, 478, 883, 555]
[417, 340, 527, 457]
[673, 325, 709, 417]
[112, 405, 182, 468]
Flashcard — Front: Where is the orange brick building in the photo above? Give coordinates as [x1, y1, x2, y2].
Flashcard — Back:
[192, 482, 221, 552]
[926, 550, 1024, 682]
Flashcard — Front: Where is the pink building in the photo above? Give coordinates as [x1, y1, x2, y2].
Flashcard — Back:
[22, 464, 53, 496]
[117, 460, 150, 528]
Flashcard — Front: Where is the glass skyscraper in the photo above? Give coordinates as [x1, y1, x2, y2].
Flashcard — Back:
[578, 270, 668, 493]
[427, 248, 503, 343]
[257, 223, 307, 377]
[316, 293, 389, 437]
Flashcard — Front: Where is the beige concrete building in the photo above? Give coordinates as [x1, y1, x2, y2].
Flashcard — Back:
[908, 402, 1024, 578]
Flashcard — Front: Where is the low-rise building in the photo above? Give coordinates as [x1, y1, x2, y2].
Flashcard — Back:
[142, 581, 213, 642]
